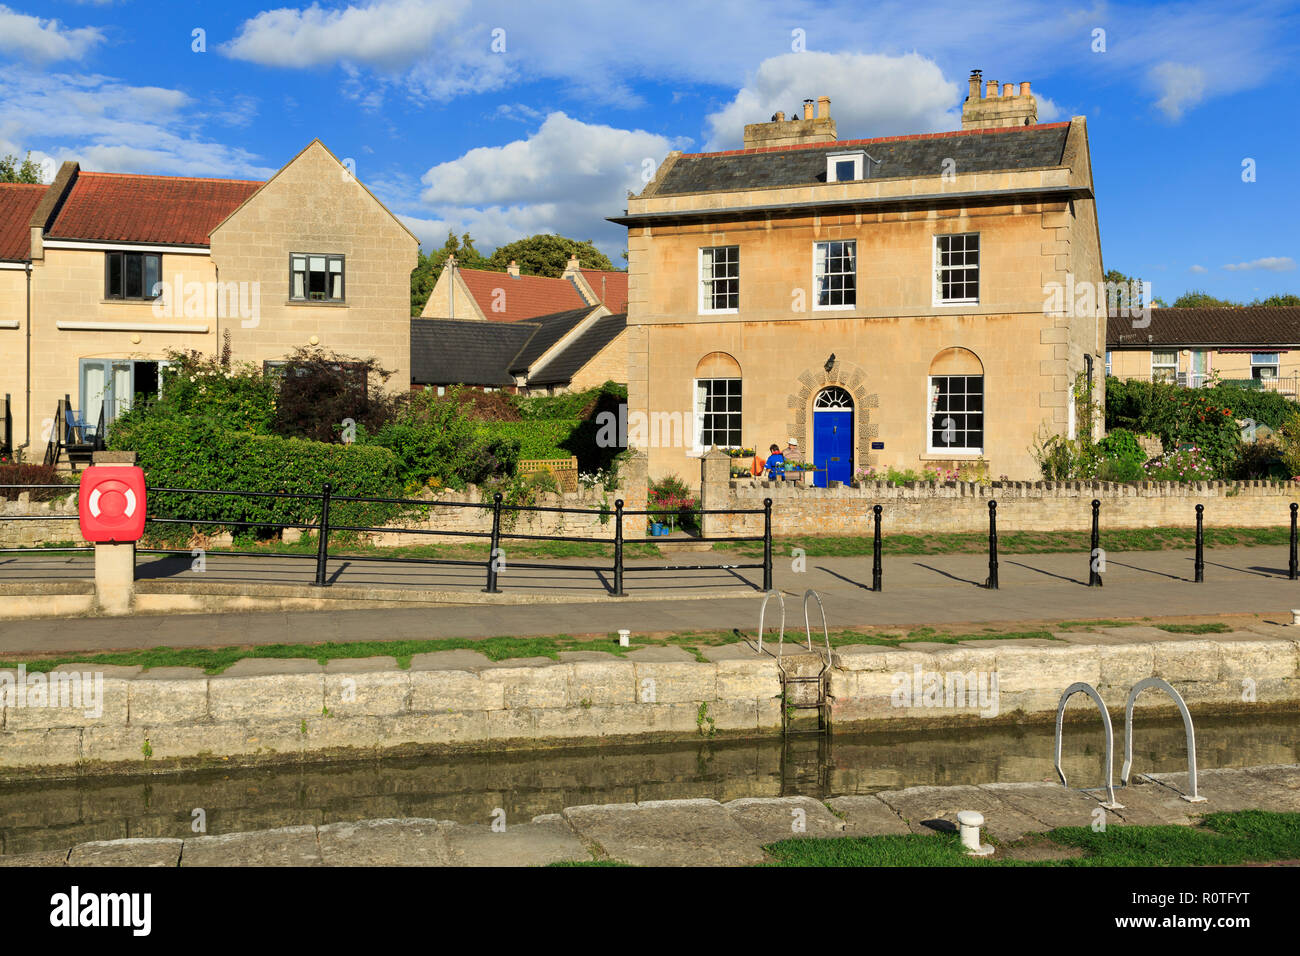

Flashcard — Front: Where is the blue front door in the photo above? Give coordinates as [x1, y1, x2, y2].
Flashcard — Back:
[813, 409, 853, 487]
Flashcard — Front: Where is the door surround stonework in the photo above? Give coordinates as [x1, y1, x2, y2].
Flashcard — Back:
[786, 358, 879, 471]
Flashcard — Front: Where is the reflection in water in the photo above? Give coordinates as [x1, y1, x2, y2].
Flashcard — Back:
[1, 711, 1296, 854]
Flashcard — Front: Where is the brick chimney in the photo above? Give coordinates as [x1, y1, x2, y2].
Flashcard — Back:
[962, 70, 1038, 129]
[743, 95, 836, 148]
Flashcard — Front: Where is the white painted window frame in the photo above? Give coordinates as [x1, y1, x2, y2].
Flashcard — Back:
[812, 239, 857, 311]
[926, 373, 985, 455]
[932, 232, 980, 306]
[698, 246, 740, 315]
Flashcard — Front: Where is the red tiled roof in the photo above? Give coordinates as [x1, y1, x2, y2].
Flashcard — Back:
[0, 183, 47, 260]
[47, 171, 264, 246]
[456, 268, 589, 323]
[580, 269, 629, 312]
[683, 121, 1072, 158]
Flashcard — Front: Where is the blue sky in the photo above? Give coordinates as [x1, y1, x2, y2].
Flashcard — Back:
[2, 0, 1296, 302]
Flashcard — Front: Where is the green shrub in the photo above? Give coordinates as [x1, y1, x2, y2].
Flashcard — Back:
[1093, 428, 1146, 481]
[108, 417, 406, 541]
[513, 381, 626, 421]
[118, 353, 277, 436]
[363, 389, 519, 490]
[1103, 377, 1239, 477]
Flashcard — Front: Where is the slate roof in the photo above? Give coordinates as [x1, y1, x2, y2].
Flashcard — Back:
[508, 307, 598, 373]
[0, 183, 46, 260]
[1108, 308, 1300, 348]
[457, 268, 588, 322]
[410, 318, 537, 387]
[529, 313, 627, 386]
[654, 123, 1071, 196]
[47, 172, 263, 246]
[411, 306, 615, 387]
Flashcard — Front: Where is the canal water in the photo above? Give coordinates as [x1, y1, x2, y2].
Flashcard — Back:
[2, 710, 1297, 854]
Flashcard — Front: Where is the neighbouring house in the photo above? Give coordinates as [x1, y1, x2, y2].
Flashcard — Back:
[611, 73, 1105, 483]
[0, 139, 418, 460]
[1107, 306, 1300, 397]
[410, 305, 627, 395]
[419, 253, 628, 322]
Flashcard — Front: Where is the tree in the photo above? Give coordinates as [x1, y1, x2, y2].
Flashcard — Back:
[0, 151, 43, 184]
[1250, 294, 1300, 307]
[1171, 289, 1239, 308]
[485, 234, 617, 277]
[1103, 269, 1165, 310]
[410, 231, 490, 316]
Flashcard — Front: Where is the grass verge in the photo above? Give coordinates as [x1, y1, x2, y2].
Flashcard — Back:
[763, 810, 1300, 867]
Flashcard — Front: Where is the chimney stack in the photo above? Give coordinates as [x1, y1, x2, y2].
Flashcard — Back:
[743, 93, 837, 148]
[507, 259, 520, 278]
[562, 253, 581, 278]
[962, 70, 1038, 129]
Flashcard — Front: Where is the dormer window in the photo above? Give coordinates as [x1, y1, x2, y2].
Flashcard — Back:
[826, 150, 874, 183]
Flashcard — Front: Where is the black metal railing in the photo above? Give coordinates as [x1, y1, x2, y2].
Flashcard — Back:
[0, 482, 773, 596]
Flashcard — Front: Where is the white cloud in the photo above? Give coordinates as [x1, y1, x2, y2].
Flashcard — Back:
[1189, 264, 1208, 274]
[1223, 257, 1296, 273]
[223, 0, 467, 69]
[0, 4, 105, 63]
[703, 52, 961, 151]
[414, 112, 673, 255]
[0, 66, 276, 179]
[1148, 62, 1207, 120]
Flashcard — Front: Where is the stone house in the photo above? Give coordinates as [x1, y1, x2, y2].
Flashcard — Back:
[611, 71, 1106, 483]
[0, 140, 418, 459]
[419, 252, 628, 322]
[1107, 306, 1300, 397]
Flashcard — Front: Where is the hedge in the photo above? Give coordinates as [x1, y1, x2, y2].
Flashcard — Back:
[475, 418, 620, 472]
[108, 417, 407, 539]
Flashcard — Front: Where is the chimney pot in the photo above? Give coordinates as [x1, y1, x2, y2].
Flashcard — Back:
[1020, 81, 1031, 96]
[774, 110, 785, 122]
[802, 99, 814, 119]
[968, 70, 982, 98]
[1003, 83, 1014, 98]
[816, 95, 831, 118]
[986, 80, 998, 98]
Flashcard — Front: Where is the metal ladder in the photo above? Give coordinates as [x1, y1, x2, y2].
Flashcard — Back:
[776, 589, 834, 734]
[1054, 678, 1204, 807]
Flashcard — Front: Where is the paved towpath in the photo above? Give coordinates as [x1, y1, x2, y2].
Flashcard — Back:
[5, 765, 1297, 866]
[2, 545, 1300, 655]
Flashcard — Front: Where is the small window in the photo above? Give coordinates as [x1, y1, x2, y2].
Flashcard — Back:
[104, 251, 162, 300]
[928, 374, 984, 453]
[826, 151, 873, 183]
[695, 377, 742, 448]
[699, 246, 739, 313]
[1105, 351, 1112, 377]
[934, 233, 979, 304]
[291, 253, 345, 302]
[814, 240, 856, 309]
[1151, 350, 1178, 383]
[1252, 353, 1280, 379]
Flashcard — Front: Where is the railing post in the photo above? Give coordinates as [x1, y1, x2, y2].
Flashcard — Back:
[613, 498, 626, 597]
[1290, 503, 1297, 581]
[871, 504, 883, 592]
[483, 492, 503, 594]
[1089, 498, 1103, 587]
[1194, 503, 1204, 583]
[313, 482, 332, 587]
[762, 497, 773, 592]
[985, 499, 999, 589]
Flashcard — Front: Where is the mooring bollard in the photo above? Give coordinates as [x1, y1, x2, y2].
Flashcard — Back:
[1194, 503, 1205, 583]
[985, 500, 999, 589]
[872, 504, 883, 592]
[1290, 503, 1298, 581]
[957, 810, 994, 856]
[1089, 498, 1103, 588]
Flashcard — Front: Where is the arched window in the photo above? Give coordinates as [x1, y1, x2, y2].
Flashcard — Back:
[927, 348, 984, 453]
[694, 352, 742, 450]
